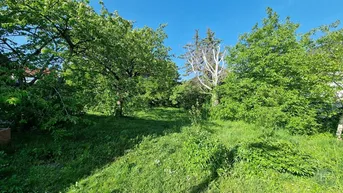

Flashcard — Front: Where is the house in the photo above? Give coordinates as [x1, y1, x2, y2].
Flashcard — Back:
[23, 67, 52, 85]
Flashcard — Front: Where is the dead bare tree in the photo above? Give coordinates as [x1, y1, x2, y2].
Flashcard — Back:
[183, 29, 227, 106]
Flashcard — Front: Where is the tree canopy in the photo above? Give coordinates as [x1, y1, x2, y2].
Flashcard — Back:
[213, 8, 343, 134]
[0, 0, 178, 130]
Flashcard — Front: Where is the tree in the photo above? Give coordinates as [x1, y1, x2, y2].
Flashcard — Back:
[214, 8, 342, 134]
[0, 0, 95, 130]
[67, 6, 178, 116]
[0, 0, 178, 129]
[182, 29, 227, 106]
[0, 0, 94, 86]
[308, 23, 343, 139]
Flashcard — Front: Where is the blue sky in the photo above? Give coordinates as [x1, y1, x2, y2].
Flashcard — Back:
[90, 0, 343, 76]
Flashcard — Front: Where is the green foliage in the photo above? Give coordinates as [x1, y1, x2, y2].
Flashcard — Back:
[182, 128, 228, 174]
[0, 0, 95, 130]
[0, 77, 82, 131]
[0, 151, 9, 178]
[214, 8, 342, 134]
[66, 9, 178, 116]
[170, 80, 211, 125]
[207, 121, 343, 192]
[213, 75, 319, 134]
[2, 2, 343, 192]
[235, 137, 319, 176]
[170, 79, 210, 110]
[188, 100, 211, 126]
[66, 119, 343, 193]
[0, 0, 178, 130]
[188, 102, 203, 126]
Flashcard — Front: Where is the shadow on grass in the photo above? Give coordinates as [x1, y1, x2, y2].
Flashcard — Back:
[0, 108, 190, 193]
[189, 145, 237, 193]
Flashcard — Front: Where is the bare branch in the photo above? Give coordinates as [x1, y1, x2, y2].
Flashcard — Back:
[202, 50, 215, 73]
[53, 87, 69, 116]
[183, 39, 227, 92]
[187, 53, 212, 90]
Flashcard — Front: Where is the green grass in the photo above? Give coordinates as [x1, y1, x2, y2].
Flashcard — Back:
[207, 121, 343, 193]
[1, 108, 343, 192]
[0, 107, 189, 193]
[66, 120, 343, 193]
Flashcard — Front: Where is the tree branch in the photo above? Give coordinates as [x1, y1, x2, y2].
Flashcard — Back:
[53, 87, 69, 116]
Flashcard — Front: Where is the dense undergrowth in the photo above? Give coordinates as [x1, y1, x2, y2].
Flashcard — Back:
[1, 108, 343, 193]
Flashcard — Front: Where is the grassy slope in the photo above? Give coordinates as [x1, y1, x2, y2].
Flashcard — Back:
[1, 108, 343, 193]
[67, 119, 343, 193]
[0, 108, 189, 193]
[208, 121, 343, 193]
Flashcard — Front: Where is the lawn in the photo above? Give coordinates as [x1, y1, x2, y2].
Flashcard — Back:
[0, 108, 189, 192]
[1, 108, 343, 193]
[66, 120, 343, 193]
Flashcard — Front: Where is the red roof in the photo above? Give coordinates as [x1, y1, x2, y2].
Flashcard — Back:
[24, 68, 51, 77]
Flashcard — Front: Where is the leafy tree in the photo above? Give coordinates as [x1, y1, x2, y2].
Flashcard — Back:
[214, 8, 342, 134]
[0, 0, 94, 84]
[67, 6, 178, 116]
[182, 29, 227, 106]
[309, 23, 343, 139]
[1, 0, 177, 124]
[135, 62, 179, 108]
[0, 0, 95, 130]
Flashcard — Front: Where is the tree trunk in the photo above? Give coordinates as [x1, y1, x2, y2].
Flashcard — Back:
[337, 114, 343, 140]
[211, 91, 219, 106]
[115, 99, 123, 117]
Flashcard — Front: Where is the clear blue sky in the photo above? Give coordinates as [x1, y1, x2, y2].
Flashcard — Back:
[90, 0, 343, 76]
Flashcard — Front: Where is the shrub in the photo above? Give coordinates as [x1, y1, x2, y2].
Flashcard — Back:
[182, 128, 229, 174]
[212, 77, 320, 134]
[0, 75, 83, 131]
[170, 80, 210, 110]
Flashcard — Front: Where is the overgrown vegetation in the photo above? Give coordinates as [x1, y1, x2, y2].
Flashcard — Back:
[1, 1, 343, 192]
[0, 0, 177, 132]
[65, 117, 343, 193]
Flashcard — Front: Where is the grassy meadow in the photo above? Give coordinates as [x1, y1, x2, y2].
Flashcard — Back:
[2, 1, 343, 193]
[1, 108, 342, 193]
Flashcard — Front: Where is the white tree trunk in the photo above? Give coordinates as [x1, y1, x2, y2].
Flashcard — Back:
[337, 114, 343, 140]
[186, 45, 226, 106]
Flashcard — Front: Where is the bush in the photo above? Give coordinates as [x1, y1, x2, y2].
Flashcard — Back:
[182, 128, 229, 174]
[212, 77, 320, 134]
[0, 75, 83, 131]
[170, 80, 210, 110]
